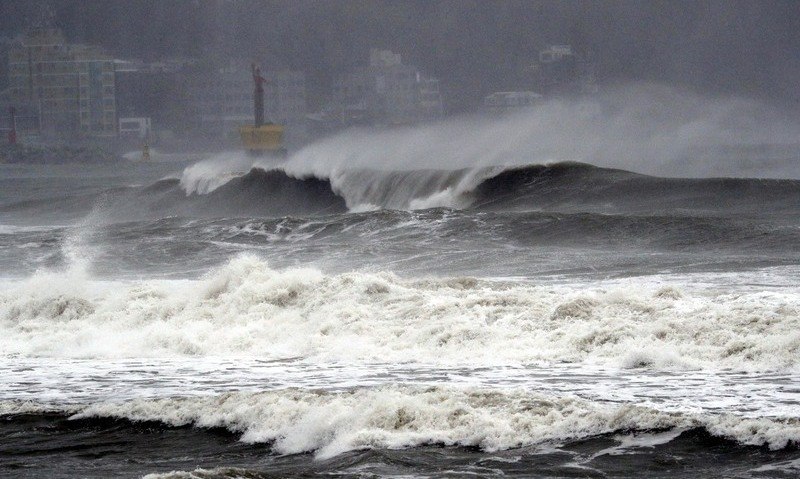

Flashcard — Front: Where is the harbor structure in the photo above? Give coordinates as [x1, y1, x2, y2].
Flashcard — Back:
[183, 62, 307, 146]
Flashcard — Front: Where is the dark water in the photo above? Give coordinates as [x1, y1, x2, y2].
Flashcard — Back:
[3, 415, 798, 478]
[2, 161, 799, 279]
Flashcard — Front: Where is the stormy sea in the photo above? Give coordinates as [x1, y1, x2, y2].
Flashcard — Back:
[2, 122, 800, 477]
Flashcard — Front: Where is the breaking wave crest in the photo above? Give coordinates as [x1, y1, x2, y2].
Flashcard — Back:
[4, 159, 799, 221]
[175, 158, 800, 216]
[3, 386, 799, 458]
[1, 255, 798, 370]
[179, 154, 504, 211]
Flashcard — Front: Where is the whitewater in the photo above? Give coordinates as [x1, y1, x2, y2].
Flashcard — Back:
[2, 91, 800, 478]
[2, 255, 800, 371]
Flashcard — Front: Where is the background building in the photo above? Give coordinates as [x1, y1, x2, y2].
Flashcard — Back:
[529, 44, 596, 96]
[7, 28, 117, 139]
[330, 49, 443, 127]
[484, 91, 542, 114]
[118, 116, 151, 139]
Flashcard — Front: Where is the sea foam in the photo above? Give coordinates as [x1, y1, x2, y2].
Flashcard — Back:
[1, 255, 798, 370]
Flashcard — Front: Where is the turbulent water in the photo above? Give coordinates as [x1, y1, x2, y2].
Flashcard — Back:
[1, 150, 800, 478]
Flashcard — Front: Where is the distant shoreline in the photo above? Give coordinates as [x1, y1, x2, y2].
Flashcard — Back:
[0, 144, 122, 165]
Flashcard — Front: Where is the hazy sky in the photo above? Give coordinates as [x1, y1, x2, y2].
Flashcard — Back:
[2, 0, 798, 111]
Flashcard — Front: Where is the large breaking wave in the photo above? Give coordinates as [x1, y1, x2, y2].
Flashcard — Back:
[13, 161, 800, 225]
[175, 160, 800, 216]
[3, 84, 800, 223]
[3, 159, 800, 223]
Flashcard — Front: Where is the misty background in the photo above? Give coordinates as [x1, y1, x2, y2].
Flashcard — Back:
[2, 0, 798, 113]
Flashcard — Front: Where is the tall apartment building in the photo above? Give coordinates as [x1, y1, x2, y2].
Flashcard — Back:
[7, 29, 117, 138]
[331, 49, 443, 127]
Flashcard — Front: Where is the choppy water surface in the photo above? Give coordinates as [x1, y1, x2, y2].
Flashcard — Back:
[1, 159, 799, 478]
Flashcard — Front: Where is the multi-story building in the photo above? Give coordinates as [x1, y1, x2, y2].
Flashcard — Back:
[331, 49, 444, 127]
[530, 44, 597, 96]
[7, 28, 117, 138]
[118, 117, 151, 139]
[484, 91, 543, 114]
[417, 76, 444, 119]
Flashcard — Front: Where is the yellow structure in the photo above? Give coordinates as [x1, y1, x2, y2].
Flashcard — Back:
[239, 124, 286, 155]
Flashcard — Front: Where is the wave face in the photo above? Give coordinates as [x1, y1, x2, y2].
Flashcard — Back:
[2, 255, 798, 370]
[472, 162, 800, 215]
[4, 386, 800, 459]
[173, 161, 800, 218]
[173, 160, 800, 217]
[4, 413, 799, 479]
[3, 160, 800, 223]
